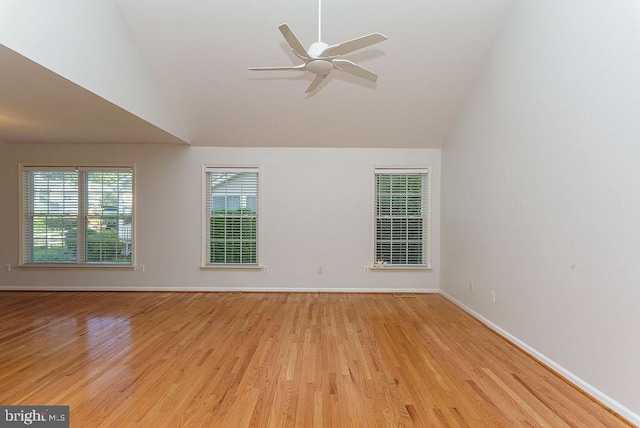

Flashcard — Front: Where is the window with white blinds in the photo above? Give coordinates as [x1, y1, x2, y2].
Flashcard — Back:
[21, 166, 133, 265]
[205, 167, 259, 266]
[374, 168, 429, 267]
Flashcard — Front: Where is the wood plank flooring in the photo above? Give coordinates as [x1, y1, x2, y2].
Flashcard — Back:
[0, 292, 630, 427]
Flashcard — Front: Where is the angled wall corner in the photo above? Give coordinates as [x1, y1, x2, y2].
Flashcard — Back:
[0, 0, 188, 144]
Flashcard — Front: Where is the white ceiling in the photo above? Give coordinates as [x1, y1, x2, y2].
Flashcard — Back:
[0, 0, 514, 148]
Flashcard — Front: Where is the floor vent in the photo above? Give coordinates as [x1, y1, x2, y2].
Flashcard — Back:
[393, 293, 417, 298]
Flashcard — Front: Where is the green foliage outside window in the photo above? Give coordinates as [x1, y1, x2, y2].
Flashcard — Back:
[85, 230, 131, 263]
[32, 228, 131, 264]
[32, 229, 130, 264]
[210, 208, 257, 264]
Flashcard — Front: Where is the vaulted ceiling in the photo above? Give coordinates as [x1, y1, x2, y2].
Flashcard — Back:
[0, 0, 513, 148]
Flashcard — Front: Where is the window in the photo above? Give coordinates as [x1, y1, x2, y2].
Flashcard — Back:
[374, 168, 429, 267]
[204, 167, 259, 266]
[21, 166, 133, 265]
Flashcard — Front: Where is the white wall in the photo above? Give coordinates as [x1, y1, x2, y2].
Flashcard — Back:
[0, 144, 440, 293]
[441, 0, 640, 422]
[0, 0, 186, 142]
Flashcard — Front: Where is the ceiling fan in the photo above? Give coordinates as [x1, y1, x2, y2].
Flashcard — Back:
[248, 0, 387, 93]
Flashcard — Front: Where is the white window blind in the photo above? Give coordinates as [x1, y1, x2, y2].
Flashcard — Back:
[205, 168, 259, 265]
[374, 168, 429, 266]
[21, 167, 133, 265]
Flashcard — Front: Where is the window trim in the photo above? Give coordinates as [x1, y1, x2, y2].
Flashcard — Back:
[18, 163, 136, 268]
[201, 165, 262, 269]
[371, 167, 432, 270]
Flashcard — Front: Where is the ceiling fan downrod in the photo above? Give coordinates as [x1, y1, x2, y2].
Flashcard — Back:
[318, 0, 322, 42]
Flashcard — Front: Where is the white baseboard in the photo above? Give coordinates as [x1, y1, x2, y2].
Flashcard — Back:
[439, 290, 640, 427]
[0, 285, 440, 294]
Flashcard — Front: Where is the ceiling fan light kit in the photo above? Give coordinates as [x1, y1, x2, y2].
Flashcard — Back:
[248, 0, 387, 94]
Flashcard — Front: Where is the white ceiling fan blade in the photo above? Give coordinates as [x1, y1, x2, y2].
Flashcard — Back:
[248, 65, 306, 71]
[320, 33, 387, 57]
[278, 24, 310, 60]
[333, 59, 378, 82]
[305, 74, 326, 93]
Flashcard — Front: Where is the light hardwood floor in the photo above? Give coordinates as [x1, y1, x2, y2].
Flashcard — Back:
[0, 292, 630, 427]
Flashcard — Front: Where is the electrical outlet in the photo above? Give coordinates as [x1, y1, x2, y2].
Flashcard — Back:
[364, 266, 369, 273]
[490, 290, 496, 302]
[263, 266, 269, 274]
[140, 265, 145, 273]
[317, 266, 324, 274]
[468, 281, 474, 291]
[5, 264, 10, 272]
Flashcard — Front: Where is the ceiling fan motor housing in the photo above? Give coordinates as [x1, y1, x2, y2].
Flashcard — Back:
[306, 59, 333, 76]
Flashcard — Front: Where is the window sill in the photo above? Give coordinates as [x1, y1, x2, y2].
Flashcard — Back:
[200, 265, 263, 271]
[369, 265, 432, 271]
[17, 264, 135, 270]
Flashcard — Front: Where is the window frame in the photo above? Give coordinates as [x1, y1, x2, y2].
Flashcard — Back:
[201, 165, 261, 269]
[18, 164, 136, 269]
[372, 167, 431, 270]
